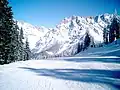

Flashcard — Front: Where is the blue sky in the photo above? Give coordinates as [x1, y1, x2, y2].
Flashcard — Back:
[8, 0, 120, 28]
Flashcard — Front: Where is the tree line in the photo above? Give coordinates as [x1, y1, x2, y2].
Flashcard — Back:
[103, 14, 120, 44]
[0, 0, 31, 64]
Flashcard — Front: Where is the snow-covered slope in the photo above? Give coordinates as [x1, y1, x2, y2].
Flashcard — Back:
[16, 13, 120, 59]
[75, 39, 120, 57]
[17, 20, 49, 49]
[0, 39, 120, 90]
[0, 57, 120, 90]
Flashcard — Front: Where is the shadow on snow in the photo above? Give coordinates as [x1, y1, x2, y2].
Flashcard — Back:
[56, 58, 120, 64]
[19, 67, 120, 89]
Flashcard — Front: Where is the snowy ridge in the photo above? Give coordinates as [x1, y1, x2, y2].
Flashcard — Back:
[17, 13, 120, 59]
[17, 20, 49, 49]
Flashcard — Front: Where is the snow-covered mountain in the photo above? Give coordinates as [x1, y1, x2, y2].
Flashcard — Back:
[17, 13, 120, 59]
[17, 20, 49, 49]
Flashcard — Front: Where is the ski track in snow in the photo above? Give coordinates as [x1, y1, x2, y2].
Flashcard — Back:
[0, 58, 120, 90]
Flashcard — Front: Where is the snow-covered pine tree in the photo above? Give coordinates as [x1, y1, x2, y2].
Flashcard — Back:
[24, 38, 31, 60]
[18, 27, 24, 61]
[90, 36, 95, 47]
[0, 0, 14, 64]
[109, 15, 119, 43]
[0, 0, 20, 64]
[109, 22, 115, 43]
[77, 42, 81, 53]
[119, 23, 120, 38]
[103, 27, 109, 44]
[10, 21, 19, 62]
[83, 32, 91, 50]
[114, 19, 119, 39]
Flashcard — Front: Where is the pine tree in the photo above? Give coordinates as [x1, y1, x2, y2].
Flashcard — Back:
[109, 11, 119, 43]
[24, 38, 31, 60]
[0, 0, 14, 64]
[114, 20, 119, 39]
[10, 21, 19, 62]
[77, 42, 83, 53]
[0, 0, 20, 64]
[109, 17, 119, 43]
[83, 33, 90, 50]
[18, 27, 24, 61]
[90, 36, 95, 47]
[119, 23, 120, 38]
[103, 27, 109, 44]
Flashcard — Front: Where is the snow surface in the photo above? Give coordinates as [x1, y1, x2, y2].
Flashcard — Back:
[0, 43, 120, 90]
[76, 39, 120, 57]
[0, 58, 120, 90]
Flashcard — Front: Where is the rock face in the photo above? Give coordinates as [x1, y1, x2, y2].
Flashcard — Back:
[17, 13, 120, 59]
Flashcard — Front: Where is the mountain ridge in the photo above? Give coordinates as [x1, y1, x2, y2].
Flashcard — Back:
[16, 13, 120, 59]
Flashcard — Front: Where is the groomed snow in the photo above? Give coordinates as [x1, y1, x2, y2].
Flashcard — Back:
[0, 57, 120, 90]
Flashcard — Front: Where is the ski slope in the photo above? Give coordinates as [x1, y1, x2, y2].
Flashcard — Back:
[0, 40, 120, 90]
[0, 57, 120, 90]
[76, 39, 120, 57]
